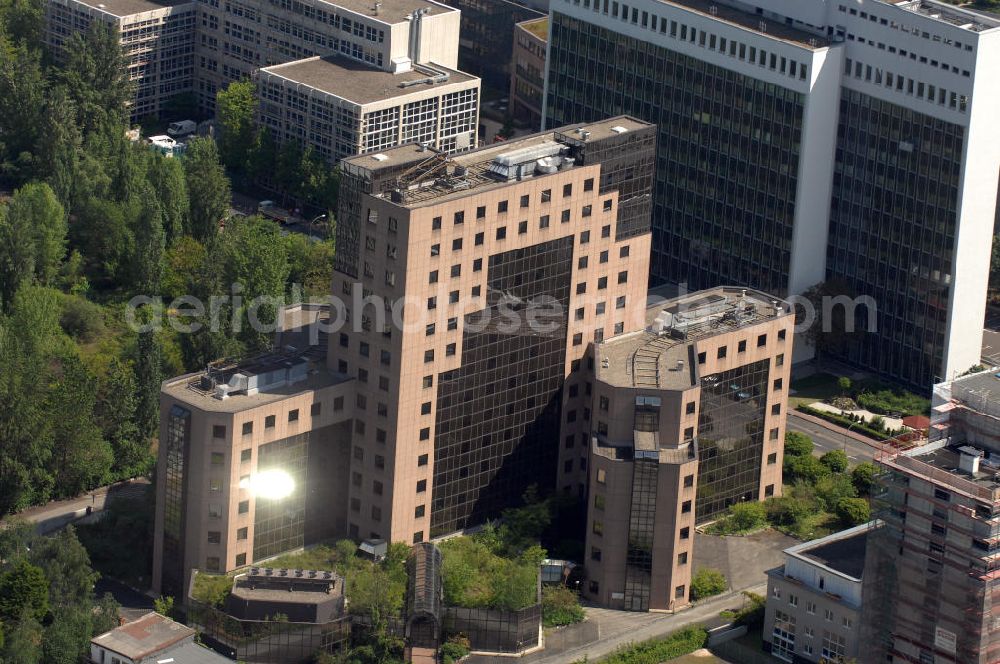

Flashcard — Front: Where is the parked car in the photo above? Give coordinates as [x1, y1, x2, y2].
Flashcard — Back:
[167, 120, 197, 137]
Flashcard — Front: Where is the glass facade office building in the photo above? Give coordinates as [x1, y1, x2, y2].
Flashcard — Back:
[545, 12, 805, 296]
[697, 360, 770, 522]
[825, 89, 963, 387]
[162, 405, 191, 598]
[431, 237, 573, 537]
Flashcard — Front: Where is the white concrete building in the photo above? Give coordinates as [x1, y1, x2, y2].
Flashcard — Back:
[45, 0, 197, 119]
[764, 523, 873, 663]
[544, 0, 1000, 388]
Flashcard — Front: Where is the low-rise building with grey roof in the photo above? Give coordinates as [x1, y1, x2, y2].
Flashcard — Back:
[90, 611, 232, 664]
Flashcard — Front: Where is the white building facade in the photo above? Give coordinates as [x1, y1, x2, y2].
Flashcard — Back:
[544, 0, 1000, 388]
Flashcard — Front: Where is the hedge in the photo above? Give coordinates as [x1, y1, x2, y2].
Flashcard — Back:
[796, 404, 889, 441]
[599, 626, 709, 664]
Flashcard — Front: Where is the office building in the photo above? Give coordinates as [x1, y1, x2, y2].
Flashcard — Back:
[764, 524, 872, 663]
[193, 0, 462, 113]
[152, 351, 356, 598]
[45, 0, 197, 120]
[544, 0, 1000, 388]
[44, 0, 482, 159]
[509, 17, 548, 130]
[152, 116, 655, 594]
[333, 116, 655, 542]
[441, 0, 543, 94]
[584, 286, 793, 610]
[255, 55, 479, 163]
[862, 370, 1000, 663]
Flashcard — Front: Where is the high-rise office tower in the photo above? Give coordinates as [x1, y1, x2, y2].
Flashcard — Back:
[333, 116, 655, 542]
[152, 117, 656, 595]
[862, 370, 1000, 663]
[544, 0, 1000, 388]
[584, 286, 793, 611]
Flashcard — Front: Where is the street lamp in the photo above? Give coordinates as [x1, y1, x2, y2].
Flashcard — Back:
[308, 213, 327, 239]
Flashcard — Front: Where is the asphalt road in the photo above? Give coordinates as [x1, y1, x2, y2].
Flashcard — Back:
[787, 414, 877, 467]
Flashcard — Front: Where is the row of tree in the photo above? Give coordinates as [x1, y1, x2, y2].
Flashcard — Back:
[0, 522, 121, 664]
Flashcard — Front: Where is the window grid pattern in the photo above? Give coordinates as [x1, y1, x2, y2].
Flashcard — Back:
[161, 405, 191, 597]
[696, 359, 770, 521]
[825, 88, 962, 387]
[623, 457, 658, 611]
[431, 237, 573, 537]
[253, 432, 309, 561]
[546, 13, 804, 294]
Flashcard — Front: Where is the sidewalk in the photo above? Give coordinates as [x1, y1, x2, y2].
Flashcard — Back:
[9, 478, 149, 534]
[469, 585, 764, 664]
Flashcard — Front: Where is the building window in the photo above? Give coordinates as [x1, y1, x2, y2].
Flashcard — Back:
[210, 452, 225, 466]
[242, 422, 253, 436]
[592, 520, 603, 535]
[236, 553, 246, 567]
[758, 334, 767, 347]
[240, 449, 251, 463]
[677, 552, 688, 565]
[682, 500, 692, 513]
[288, 409, 299, 422]
[208, 531, 221, 544]
[311, 402, 322, 417]
[767, 453, 777, 465]
[594, 494, 605, 510]
[717, 346, 727, 359]
[265, 415, 275, 428]
[418, 454, 428, 466]
[413, 531, 424, 543]
[213, 425, 226, 439]
[237, 527, 248, 540]
[206, 557, 220, 572]
[738, 340, 747, 353]
[238, 500, 249, 514]
[683, 474, 694, 487]
[417, 479, 427, 493]
[596, 469, 606, 484]
[680, 527, 690, 539]
[675, 585, 685, 599]
[591, 547, 601, 561]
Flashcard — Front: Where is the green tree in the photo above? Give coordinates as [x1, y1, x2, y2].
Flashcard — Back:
[162, 235, 207, 301]
[728, 501, 767, 532]
[284, 235, 334, 296]
[132, 187, 165, 295]
[42, 606, 93, 664]
[275, 138, 304, 206]
[153, 595, 174, 617]
[29, 527, 100, 611]
[46, 353, 111, 495]
[71, 197, 133, 287]
[219, 215, 289, 350]
[541, 586, 585, 627]
[0, 612, 42, 664]
[765, 495, 813, 528]
[836, 497, 871, 526]
[134, 328, 162, 437]
[184, 137, 230, 243]
[838, 376, 852, 395]
[783, 431, 813, 457]
[814, 473, 857, 513]
[690, 568, 727, 601]
[798, 279, 863, 360]
[59, 22, 133, 134]
[0, 200, 35, 309]
[91, 593, 121, 636]
[0, 559, 49, 623]
[96, 358, 145, 477]
[216, 80, 257, 175]
[33, 86, 83, 210]
[1, 0, 45, 49]
[851, 461, 879, 497]
[0, 44, 46, 182]
[820, 449, 849, 473]
[787, 455, 830, 484]
[147, 155, 189, 244]
[5, 182, 67, 285]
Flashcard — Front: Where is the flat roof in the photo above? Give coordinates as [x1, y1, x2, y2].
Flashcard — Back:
[785, 523, 873, 581]
[162, 361, 353, 414]
[92, 612, 194, 660]
[660, 0, 830, 49]
[71, 0, 192, 17]
[908, 444, 1000, 491]
[343, 116, 653, 207]
[154, 641, 233, 663]
[893, 0, 1000, 33]
[518, 16, 548, 40]
[952, 370, 1000, 403]
[329, 0, 455, 23]
[259, 56, 477, 106]
[595, 287, 791, 389]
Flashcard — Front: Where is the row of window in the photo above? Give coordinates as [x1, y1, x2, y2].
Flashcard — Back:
[563, 0, 811, 82]
[845, 57, 969, 113]
[838, 3, 979, 53]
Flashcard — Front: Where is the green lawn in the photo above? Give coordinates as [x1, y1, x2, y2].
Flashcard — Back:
[789, 373, 842, 409]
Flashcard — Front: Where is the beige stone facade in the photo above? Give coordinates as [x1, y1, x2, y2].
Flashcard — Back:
[583, 286, 794, 611]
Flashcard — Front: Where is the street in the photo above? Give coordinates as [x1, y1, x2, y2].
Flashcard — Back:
[787, 414, 877, 467]
[10, 478, 149, 534]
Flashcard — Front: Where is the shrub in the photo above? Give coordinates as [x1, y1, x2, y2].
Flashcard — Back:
[542, 586, 586, 627]
[58, 295, 106, 342]
[820, 450, 849, 473]
[786, 455, 830, 484]
[690, 568, 727, 601]
[856, 388, 929, 418]
[838, 376, 852, 394]
[796, 404, 889, 441]
[441, 635, 471, 664]
[814, 474, 857, 513]
[869, 415, 885, 432]
[191, 572, 233, 608]
[602, 626, 708, 664]
[440, 537, 539, 611]
[765, 496, 813, 527]
[836, 498, 871, 526]
[728, 502, 767, 532]
[784, 431, 813, 457]
[851, 462, 879, 496]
